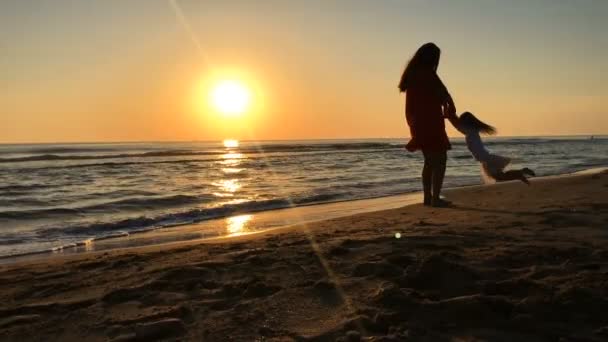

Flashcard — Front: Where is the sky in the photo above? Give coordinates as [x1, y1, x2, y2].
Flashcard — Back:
[1, 0, 607, 143]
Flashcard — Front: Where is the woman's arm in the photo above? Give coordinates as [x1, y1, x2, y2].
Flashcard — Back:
[437, 78, 465, 134]
[431, 72, 456, 116]
[446, 108, 462, 132]
[443, 98, 464, 133]
[443, 94, 456, 118]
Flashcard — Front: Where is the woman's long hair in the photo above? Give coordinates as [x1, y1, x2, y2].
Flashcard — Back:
[460, 112, 497, 135]
[398, 42, 441, 92]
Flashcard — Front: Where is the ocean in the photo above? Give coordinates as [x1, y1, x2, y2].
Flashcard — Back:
[0, 136, 606, 258]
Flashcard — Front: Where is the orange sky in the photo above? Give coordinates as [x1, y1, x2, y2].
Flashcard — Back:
[1, 1, 606, 143]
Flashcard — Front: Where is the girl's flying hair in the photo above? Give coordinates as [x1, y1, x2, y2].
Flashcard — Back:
[460, 112, 497, 135]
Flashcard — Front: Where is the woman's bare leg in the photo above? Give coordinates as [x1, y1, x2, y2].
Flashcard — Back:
[422, 151, 433, 205]
[432, 151, 447, 203]
[423, 150, 449, 207]
[422, 163, 432, 205]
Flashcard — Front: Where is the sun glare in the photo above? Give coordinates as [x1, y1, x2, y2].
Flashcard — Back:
[226, 214, 252, 235]
[210, 80, 251, 116]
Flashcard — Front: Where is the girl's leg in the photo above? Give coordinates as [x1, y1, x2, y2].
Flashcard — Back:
[422, 151, 433, 205]
[495, 169, 530, 185]
[522, 167, 536, 176]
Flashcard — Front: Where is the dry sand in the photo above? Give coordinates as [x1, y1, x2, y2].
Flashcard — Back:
[1, 170, 607, 341]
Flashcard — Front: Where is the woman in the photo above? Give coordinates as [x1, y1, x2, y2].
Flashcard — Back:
[399, 42, 456, 207]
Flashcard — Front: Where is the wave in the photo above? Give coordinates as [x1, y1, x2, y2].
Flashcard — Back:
[33, 198, 292, 238]
[0, 197, 51, 207]
[24, 189, 361, 239]
[0, 238, 28, 246]
[481, 137, 606, 147]
[452, 154, 473, 159]
[292, 192, 347, 204]
[5, 138, 605, 165]
[0, 194, 214, 220]
[17, 179, 406, 239]
[0, 207, 81, 220]
[0, 184, 54, 192]
[0, 142, 411, 164]
[20, 147, 122, 154]
[4, 148, 400, 173]
[74, 189, 160, 200]
[0, 150, 217, 163]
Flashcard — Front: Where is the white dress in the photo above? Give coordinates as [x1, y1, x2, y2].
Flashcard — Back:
[456, 124, 510, 184]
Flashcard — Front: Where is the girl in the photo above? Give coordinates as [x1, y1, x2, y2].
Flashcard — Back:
[448, 112, 536, 184]
[399, 42, 456, 207]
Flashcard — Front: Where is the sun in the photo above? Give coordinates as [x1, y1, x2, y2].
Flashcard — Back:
[210, 80, 251, 116]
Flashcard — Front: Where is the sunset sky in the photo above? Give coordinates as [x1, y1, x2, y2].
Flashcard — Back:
[1, 0, 606, 143]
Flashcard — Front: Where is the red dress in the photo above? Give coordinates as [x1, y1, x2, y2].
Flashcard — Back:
[404, 70, 451, 152]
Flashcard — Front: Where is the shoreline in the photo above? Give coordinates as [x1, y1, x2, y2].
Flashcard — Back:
[0, 190, 424, 264]
[2, 167, 606, 265]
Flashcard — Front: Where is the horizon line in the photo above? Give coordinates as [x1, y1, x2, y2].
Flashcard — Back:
[0, 134, 605, 146]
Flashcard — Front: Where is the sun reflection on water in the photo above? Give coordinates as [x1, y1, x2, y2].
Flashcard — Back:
[222, 167, 244, 174]
[212, 179, 241, 194]
[223, 139, 239, 148]
[213, 144, 246, 197]
[211, 139, 246, 197]
[226, 214, 253, 236]
[221, 152, 243, 167]
[84, 239, 94, 252]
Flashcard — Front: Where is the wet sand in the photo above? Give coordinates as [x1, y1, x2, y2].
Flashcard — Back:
[1, 169, 607, 341]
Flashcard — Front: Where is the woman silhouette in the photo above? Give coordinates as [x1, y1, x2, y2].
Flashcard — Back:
[399, 43, 456, 207]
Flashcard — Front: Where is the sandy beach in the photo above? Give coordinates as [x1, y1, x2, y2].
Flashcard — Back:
[1, 169, 607, 341]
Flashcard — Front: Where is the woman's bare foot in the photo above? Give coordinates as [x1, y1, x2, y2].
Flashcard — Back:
[432, 197, 451, 208]
[423, 195, 432, 206]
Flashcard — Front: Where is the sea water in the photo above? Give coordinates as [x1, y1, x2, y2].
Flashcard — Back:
[0, 136, 606, 257]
